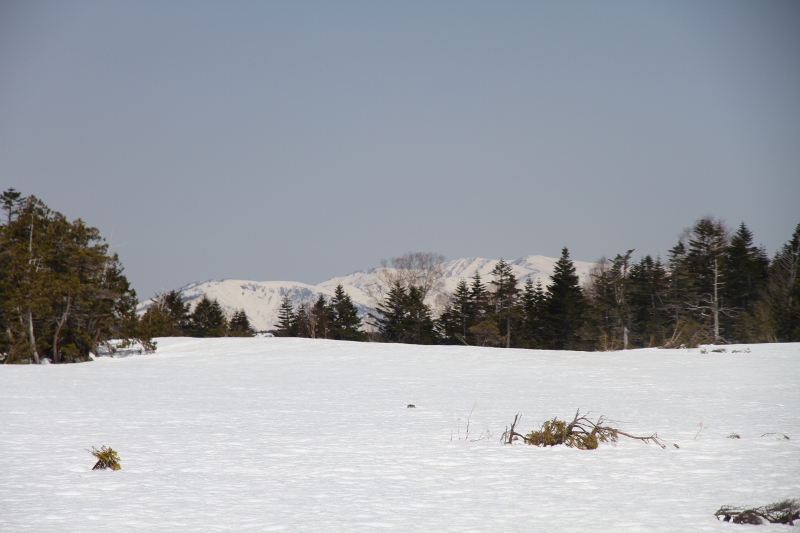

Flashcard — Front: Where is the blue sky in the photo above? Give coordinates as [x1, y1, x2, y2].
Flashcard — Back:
[2, 1, 798, 299]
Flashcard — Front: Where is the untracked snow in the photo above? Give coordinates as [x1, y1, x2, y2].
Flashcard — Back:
[1, 339, 798, 532]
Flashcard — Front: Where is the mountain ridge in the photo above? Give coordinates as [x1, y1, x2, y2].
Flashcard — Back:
[137, 254, 594, 331]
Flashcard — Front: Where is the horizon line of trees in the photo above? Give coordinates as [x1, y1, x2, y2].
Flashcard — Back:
[139, 290, 256, 339]
[271, 217, 800, 349]
[3, 186, 796, 362]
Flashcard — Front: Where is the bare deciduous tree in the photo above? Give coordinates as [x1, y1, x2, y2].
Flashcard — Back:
[365, 251, 446, 310]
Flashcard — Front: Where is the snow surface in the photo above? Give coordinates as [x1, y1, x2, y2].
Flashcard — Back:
[137, 254, 595, 332]
[1, 339, 798, 532]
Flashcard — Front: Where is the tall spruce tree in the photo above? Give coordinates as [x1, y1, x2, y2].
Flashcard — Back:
[310, 294, 333, 339]
[372, 282, 408, 343]
[489, 259, 519, 348]
[228, 309, 255, 337]
[189, 296, 228, 337]
[275, 296, 296, 337]
[518, 277, 546, 348]
[767, 222, 800, 341]
[330, 284, 363, 341]
[683, 217, 731, 344]
[627, 255, 671, 347]
[436, 278, 472, 345]
[543, 247, 587, 350]
[372, 282, 437, 344]
[722, 223, 769, 341]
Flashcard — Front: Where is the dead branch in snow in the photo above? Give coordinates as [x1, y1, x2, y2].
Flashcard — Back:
[503, 409, 667, 450]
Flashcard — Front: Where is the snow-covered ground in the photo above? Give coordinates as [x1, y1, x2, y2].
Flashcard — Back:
[1, 339, 798, 532]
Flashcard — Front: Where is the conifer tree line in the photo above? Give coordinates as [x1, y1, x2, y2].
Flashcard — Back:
[3, 186, 797, 360]
[139, 290, 255, 338]
[0, 189, 153, 363]
[274, 285, 364, 341]
[274, 218, 800, 349]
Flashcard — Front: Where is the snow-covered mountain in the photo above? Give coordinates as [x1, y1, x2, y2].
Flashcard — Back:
[138, 255, 594, 332]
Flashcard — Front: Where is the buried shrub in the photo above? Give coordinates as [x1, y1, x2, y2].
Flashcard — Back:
[502, 409, 666, 449]
[715, 499, 800, 525]
[88, 446, 121, 471]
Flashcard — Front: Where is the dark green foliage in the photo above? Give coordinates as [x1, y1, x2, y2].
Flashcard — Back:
[310, 294, 333, 339]
[518, 278, 547, 348]
[0, 190, 151, 364]
[526, 417, 602, 450]
[274, 287, 364, 340]
[330, 284, 363, 341]
[469, 273, 490, 325]
[373, 282, 437, 344]
[89, 445, 121, 471]
[275, 296, 296, 337]
[436, 278, 473, 345]
[505, 410, 665, 449]
[542, 248, 587, 350]
[721, 223, 769, 342]
[626, 255, 671, 347]
[140, 290, 190, 338]
[189, 295, 228, 337]
[766, 222, 800, 342]
[489, 259, 520, 348]
[228, 309, 255, 337]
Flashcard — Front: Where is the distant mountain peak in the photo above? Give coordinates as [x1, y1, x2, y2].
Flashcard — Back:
[138, 254, 593, 332]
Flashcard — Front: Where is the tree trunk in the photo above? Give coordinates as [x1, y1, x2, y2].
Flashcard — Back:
[26, 310, 39, 364]
[712, 258, 720, 344]
[623, 325, 628, 350]
[505, 316, 511, 348]
[52, 294, 72, 364]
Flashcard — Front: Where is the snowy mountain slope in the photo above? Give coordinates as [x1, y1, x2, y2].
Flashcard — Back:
[138, 255, 595, 331]
[145, 279, 375, 332]
[1, 339, 798, 532]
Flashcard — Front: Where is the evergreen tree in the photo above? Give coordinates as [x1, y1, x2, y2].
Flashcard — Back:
[683, 217, 731, 344]
[469, 273, 490, 332]
[0, 191, 150, 363]
[294, 304, 312, 338]
[627, 255, 671, 347]
[583, 257, 619, 350]
[766, 222, 800, 341]
[330, 284, 363, 341]
[275, 295, 296, 337]
[436, 278, 472, 345]
[403, 286, 438, 345]
[489, 259, 520, 348]
[228, 309, 255, 337]
[543, 247, 587, 350]
[310, 294, 333, 339]
[372, 282, 408, 343]
[518, 278, 546, 348]
[372, 282, 437, 344]
[722, 222, 769, 341]
[189, 295, 228, 337]
[141, 290, 190, 337]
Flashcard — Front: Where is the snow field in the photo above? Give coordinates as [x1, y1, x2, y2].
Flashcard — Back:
[1, 338, 798, 531]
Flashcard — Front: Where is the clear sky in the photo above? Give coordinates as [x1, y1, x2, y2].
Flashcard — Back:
[2, 1, 798, 300]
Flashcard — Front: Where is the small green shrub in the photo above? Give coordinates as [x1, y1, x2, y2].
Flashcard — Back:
[508, 410, 665, 450]
[88, 446, 121, 471]
[525, 418, 609, 450]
